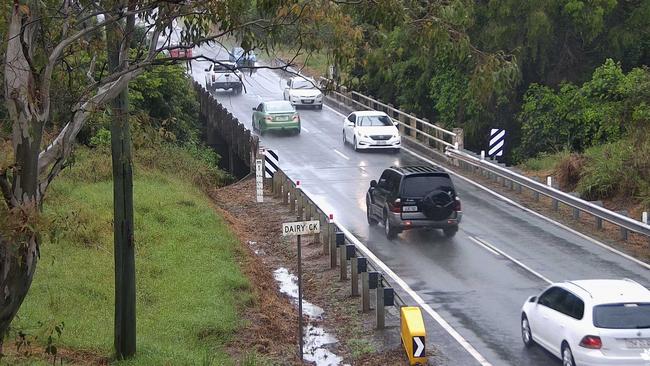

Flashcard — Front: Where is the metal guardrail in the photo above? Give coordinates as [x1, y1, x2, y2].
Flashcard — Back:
[446, 148, 650, 240]
[270, 168, 412, 330]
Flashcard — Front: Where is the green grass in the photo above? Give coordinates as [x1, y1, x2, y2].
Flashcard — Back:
[9, 150, 251, 365]
[518, 150, 570, 172]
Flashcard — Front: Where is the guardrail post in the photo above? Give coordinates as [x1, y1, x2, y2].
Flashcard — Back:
[547, 176, 559, 210]
[282, 177, 289, 205]
[357, 257, 369, 311]
[643, 212, 648, 225]
[297, 187, 304, 219]
[618, 210, 629, 241]
[350, 251, 359, 297]
[321, 213, 328, 254]
[591, 201, 604, 229]
[289, 185, 296, 213]
[376, 276, 385, 329]
[408, 116, 417, 139]
[569, 192, 580, 219]
[332, 229, 343, 269]
[398, 113, 408, 136]
[339, 242, 348, 281]
[452, 128, 464, 150]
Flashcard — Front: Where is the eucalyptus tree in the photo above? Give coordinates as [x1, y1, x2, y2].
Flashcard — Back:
[0, 0, 356, 348]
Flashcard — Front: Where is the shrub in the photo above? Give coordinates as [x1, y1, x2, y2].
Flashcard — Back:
[556, 153, 585, 191]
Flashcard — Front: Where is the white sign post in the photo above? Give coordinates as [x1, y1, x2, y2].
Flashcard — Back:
[255, 159, 263, 203]
[281, 219, 321, 361]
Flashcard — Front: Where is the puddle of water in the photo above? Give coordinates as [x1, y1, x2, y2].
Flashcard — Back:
[273, 267, 345, 366]
[274, 267, 325, 319]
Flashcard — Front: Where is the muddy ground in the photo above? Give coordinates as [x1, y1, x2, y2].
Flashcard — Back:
[211, 177, 421, 365]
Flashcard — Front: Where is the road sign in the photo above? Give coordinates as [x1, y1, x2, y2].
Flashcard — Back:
[282, 220, 320, 236]
[488, 128, 505, 157]
[255, 159, 263, 203]
[413, 336, 425, 358]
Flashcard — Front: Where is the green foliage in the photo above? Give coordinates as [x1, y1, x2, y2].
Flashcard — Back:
[517, 59, 650, 158]
[88, 128, 111, 148]
[12, 151, 248, 365]
[129, 64, 200, 145]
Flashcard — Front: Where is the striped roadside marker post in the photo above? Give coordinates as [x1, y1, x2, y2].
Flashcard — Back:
[264, 149, 279, 178]
[488, 128, 505, 159]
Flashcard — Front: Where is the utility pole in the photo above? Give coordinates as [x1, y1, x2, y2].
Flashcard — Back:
[107, 1, 136, 358]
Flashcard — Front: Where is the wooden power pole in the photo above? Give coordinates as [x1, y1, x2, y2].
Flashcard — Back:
[107, 4, 136, 358]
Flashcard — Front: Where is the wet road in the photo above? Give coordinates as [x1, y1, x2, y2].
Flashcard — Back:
[189, 45, 650, 366]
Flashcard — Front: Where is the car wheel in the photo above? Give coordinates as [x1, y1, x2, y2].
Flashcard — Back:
[443, 227, 458, 238]
[295, 128, 301, 135]
[521, 314, 534, 347]
[353, 136, 359, 152]
[252, 117, 257, 131]
[317, 104, 323, 110]
[393, 148, 400, 154]
[342, 131, 347, 145]
[367, 202, 378, 226]
[384, 213, 397, 239]
[562, 343, 576, 366]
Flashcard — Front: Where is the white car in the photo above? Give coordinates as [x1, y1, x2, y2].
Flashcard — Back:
[204, 61, 243, 94]
[283, 77, 323, 109]
[521, 279, 650, 366]
[342, 111, 401, 152]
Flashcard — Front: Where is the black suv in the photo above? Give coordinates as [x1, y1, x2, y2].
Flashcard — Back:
[366, 166, 462, 239]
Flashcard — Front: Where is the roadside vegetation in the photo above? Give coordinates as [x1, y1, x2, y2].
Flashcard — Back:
[274, 1, 650, 213]
[0, 60, 259, 364]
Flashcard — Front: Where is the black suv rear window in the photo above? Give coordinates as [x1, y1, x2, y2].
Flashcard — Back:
[593, 303, 650, 329]
[401, 175, 454, 197]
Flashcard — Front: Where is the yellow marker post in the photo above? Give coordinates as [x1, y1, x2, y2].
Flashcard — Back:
[401, 306, 427, 365]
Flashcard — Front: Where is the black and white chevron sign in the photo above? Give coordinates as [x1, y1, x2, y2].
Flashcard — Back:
[264, 149, 279, 178]
[488, 128, 505, 158]
[413, 336, 425, 358]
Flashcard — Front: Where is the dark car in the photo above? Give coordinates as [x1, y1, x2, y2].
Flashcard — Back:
[366, 165, 462, 239]
[229, 47, 256, 68]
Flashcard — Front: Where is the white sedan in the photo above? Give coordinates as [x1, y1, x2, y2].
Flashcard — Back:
[342, 111, 401, 152]
[521, 279, 650, 366]
[283, 77, 323, 109]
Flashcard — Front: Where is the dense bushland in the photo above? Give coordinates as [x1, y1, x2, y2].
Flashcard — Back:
[333, 1, 649, 156]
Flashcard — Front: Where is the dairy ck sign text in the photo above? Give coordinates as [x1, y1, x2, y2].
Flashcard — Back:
[282, 220, 321, 236]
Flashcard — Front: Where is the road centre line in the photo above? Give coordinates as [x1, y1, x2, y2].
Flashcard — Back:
[333, 149, 350, 160]
[469, 236, 553, 284]
[467, 236, 501, 257]
[402, 147, 650, 271]
[336, 224, 493, 366]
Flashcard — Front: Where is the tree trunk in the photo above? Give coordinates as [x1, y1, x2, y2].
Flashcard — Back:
[0, 233, 39, 344]
[107, 12, 136, 359]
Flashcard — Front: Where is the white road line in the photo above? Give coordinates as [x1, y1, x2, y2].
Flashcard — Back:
[469, 236, 553, 284]
[402, 148, 650, 271]
[325, 104, 346, 117]
[336, 224, 493, 366]
[333, 149, 350, 160]
[302, 126, 310, 133]
[467, 236, 501, 257]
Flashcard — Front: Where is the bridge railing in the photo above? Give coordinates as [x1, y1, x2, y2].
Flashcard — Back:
[195, 81, 259, 175]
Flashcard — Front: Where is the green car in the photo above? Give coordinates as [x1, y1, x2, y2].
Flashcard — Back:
[252, 101, 301, 135]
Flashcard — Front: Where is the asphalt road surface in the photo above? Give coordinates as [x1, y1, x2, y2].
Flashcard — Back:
[189, 45, 650, 366]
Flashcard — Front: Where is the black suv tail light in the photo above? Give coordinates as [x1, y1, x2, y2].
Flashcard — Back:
[389, 198, 402, 213]
[453, 197, 461, 211]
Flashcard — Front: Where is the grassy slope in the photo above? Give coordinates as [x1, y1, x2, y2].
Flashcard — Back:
[11, 149, 250, 365]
